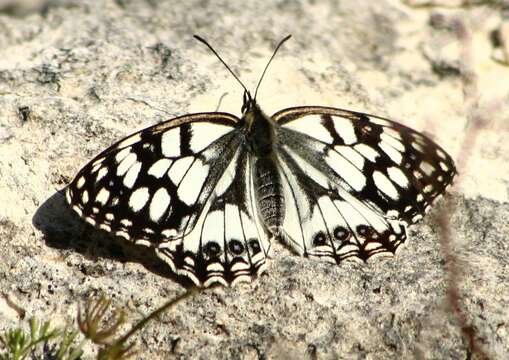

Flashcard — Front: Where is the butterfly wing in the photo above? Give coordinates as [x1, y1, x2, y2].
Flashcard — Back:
[272, 106, 455, 262]
[156, 150, 271, 286]
[67, 112, 270, 285]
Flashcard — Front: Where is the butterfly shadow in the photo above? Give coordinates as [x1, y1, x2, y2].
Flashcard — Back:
[32, 189, 196, 288]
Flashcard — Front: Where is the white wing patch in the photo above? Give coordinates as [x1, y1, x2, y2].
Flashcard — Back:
[148, 159, 173, 178]
[168, 156, 194, 184]
[161, 128, 180, 157]
[117, 152, 137, 176]
[123, 161, 142, 188]
[373, 171, 400, 200]
[387, 166, 409, 188]
[96, 167, 109, 183]
[129, 187, 150, 212]
[115, 148, 131, 163]
[188, 122, 233, 152]
[334, 145, 365, 170]
[354, 143, 379, 162]
[150, 188, 172, 222]
[177, 160, 210, 206]
[283, 114, 334, 143]
[325, 149, 366, 191]
[379, 141, 403, 164]
[225, 203, 243, 241]
[380, 132, 405, 152]
[332, 116, 357, 144]
[95, 188, 110, 205]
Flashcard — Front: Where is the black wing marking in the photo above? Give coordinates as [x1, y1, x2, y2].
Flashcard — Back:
[66, 112, 241, 246]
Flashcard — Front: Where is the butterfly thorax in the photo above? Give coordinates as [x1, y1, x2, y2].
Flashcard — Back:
[242, 102, 276, 157]
[241, 101, 285, 236]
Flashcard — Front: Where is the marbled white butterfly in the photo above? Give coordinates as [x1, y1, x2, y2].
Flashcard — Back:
[66, 35, 456, 286]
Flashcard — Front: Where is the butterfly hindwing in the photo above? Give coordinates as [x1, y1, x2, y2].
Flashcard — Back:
[277, 144, 406, 263]
[156, 150, 271, 286]
[273, 106, 455, 262]
[66, 113, 241, 246]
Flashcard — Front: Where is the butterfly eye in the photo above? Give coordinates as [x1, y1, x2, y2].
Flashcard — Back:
[241, 91, 249, 113]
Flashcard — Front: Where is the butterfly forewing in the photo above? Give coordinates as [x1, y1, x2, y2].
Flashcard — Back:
[274, 106, 456, 223]
[273, 106, 455, 262]
[66, 113, 241, 245]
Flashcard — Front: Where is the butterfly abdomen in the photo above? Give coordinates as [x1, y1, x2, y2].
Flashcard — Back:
[253, 157, 285, 235]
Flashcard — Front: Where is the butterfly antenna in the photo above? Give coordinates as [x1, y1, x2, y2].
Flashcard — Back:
[194, 35, 251, 99]
[254, 34, 292, 100]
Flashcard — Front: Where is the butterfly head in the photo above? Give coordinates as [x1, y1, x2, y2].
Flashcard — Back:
[241, 90, 265, 128]
[241, 90, 255, 114]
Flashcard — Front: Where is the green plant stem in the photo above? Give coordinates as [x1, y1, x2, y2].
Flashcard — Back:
[116, 287, 199, 347]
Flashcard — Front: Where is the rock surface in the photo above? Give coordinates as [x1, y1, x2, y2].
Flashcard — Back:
[0, 0, 508, 359]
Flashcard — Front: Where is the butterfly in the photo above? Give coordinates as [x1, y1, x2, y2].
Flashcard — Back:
[66, 35, 456, 287]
